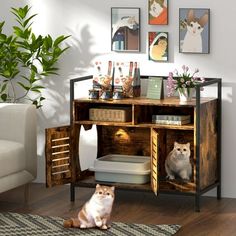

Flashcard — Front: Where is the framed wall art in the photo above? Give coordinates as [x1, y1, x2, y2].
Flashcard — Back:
[149, 32, 168, 62]
[146, 77, 164, 99]
[148, 0, 168, 25]
[179, 8, 210, 54]
[111, 7, 140, 52]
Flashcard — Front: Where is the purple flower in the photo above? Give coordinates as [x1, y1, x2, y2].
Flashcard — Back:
[167, 65, 204, 96]
[166, 75, 176, 96]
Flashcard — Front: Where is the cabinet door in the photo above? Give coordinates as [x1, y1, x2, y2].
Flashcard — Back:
[45, 126, 72, 187]
[151, 128, 159, 195]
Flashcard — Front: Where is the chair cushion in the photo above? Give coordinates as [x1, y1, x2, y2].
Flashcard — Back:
[0, 140, 26, 178]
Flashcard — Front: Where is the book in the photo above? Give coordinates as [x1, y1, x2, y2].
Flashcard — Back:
[152, 115, 191, 121]
[152, 119, 191, 125]
[146, 77, 164, 99]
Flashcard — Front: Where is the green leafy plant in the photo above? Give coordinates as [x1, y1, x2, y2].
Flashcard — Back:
[0, 5, 70, 108]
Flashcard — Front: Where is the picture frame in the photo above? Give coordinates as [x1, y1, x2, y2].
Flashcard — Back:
[111, 7, 140, 52]
[146, 77, 164, 99]
[148, 32, 168, 62]
[179, 8, 210, 54]
[148, 0, 168, 25]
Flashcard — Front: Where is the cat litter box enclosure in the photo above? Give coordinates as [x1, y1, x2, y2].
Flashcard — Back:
[89, 154, 151, 184]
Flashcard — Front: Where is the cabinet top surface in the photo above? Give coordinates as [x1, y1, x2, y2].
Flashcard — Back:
[74, 97, 217, 107]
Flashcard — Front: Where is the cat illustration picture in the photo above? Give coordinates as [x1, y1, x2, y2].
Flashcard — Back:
[149, 0, 168, 25]
[180, 9, 209, 53]
[64, 184, 115, 230]
[111, 8, 140, 51]
[112, 16, 138, 39]
[149, 32, 168, 61]
[165, 142, 192, 181]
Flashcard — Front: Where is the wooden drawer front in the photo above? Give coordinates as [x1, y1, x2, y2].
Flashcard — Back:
[45, 126, 72, 187]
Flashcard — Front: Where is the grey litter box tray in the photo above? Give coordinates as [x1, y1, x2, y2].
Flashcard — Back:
[89, 154, 151, 184]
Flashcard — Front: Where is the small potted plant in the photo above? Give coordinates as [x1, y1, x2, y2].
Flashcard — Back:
[166, 65, 205, 102]
[0, 5, 70, 108]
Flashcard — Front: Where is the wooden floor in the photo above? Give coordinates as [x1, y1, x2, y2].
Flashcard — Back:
[0, 183, 236, 235]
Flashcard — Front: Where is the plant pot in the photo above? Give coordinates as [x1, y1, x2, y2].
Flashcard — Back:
[178, 88, 194, 103]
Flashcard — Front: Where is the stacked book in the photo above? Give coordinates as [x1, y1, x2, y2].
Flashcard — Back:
[152, 115, 191, 125]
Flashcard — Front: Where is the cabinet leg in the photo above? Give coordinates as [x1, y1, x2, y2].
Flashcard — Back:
[70, 183, 75, 202]
[195, 195, 200, 212]
[217, 184, 221, 200]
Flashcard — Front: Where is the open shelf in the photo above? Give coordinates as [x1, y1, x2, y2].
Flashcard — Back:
[137, 122, 194, 130]
[75, 121, 194, 130]
[76, 175, 152, 192]
[76, 175, 196, 194]
[75, 97, 217, 106]
[75, 120, 133, 127]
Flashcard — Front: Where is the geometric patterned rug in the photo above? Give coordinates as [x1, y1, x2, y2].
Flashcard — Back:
[0, 212, 181, 236]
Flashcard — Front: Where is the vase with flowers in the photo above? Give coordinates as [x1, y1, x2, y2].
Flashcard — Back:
[167, 65, 205, 103]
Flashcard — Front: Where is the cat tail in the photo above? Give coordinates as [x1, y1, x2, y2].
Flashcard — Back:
[63, 218, 81, 228]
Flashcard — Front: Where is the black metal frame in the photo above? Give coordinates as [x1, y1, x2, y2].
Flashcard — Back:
[69, 76, 222, 212]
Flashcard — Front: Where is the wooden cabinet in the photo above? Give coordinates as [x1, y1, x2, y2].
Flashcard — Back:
[45, 76, 222, 212]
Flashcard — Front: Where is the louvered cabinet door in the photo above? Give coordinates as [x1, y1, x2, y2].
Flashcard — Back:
[45, 126, 72, 187]
[151, 128, 159, 196]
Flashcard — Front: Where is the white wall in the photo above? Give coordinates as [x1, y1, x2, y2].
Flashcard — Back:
[1, 0, 236, 198]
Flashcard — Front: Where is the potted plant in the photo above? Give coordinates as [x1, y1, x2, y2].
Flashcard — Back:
[166, 65, 205, 103]
[0, 5, 70, 108]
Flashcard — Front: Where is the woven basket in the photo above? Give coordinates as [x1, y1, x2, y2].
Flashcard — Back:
[89, 108, 132, 122]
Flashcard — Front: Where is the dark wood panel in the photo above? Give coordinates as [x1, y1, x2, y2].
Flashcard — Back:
[97, 126, 151, 157]
[45, 126, 72, 187]
[199, 100, 218, 190]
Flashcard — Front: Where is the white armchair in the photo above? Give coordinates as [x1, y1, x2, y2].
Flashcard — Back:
[0, 103, 37, 198]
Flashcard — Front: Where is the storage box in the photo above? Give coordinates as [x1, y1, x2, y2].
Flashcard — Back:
[89, 154, 151, 184]
[113, 61, 140, 98]
[92, 61, 114, 95]
[89, 107, 132, 122]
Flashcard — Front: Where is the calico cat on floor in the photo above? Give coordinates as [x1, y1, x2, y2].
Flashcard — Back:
[63, 184, 115, 230]
[165, 142, 192, 181]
